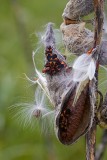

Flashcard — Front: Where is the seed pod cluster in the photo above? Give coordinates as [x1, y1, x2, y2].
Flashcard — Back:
[42, 23, 96, 145]
[61, 0, 107, 66]
[61, 0, 94, 55]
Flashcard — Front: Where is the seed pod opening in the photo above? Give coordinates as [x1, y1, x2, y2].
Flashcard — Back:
[55, 80, 92, 145]
[42, 23, 74, 107]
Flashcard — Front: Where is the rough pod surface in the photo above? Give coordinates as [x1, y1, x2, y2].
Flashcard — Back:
[62, 0, 94, 20]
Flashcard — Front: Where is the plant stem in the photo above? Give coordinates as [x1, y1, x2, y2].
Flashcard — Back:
[86, 120, 97, 160]
[86, 0, 104, 160]
[96, 129, 107, 160]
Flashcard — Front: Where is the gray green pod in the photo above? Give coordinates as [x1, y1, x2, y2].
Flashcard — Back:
[62, 0, 94, 20]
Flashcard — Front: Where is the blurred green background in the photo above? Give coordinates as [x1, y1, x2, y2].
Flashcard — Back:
[0, 0, 107, 160]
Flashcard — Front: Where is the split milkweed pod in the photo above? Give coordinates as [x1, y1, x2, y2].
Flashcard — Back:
[55, 48, 97, 145]
[42, 23, 67, 76]
[42, 23, 74, 108]
[55, 79, 94, 145]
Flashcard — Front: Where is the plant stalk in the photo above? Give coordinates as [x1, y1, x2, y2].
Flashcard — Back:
[86, 0, 104, 160]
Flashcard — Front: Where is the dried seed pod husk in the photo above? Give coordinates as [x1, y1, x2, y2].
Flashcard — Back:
[55, 79, 94, 145]
[60, 22, 94, 55]
[45, 68, 75, 107]
[62, 0, 94, 20]
[97, 92, 107, 129]
[61, 23, 107, 66]
[99, 41, 107, 65]
[42, 23, 77, 107]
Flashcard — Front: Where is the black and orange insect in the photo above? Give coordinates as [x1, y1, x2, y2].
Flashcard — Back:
[42, 46, 67, 75]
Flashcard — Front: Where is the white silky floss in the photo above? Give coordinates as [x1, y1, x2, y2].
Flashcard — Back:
[71, 50, 96, 107]
[72, 52, 96, 82]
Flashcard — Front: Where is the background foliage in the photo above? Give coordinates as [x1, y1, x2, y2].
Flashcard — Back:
[0, 0, 107, 160]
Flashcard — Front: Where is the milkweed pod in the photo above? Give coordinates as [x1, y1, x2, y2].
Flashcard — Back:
[42, 23, 67, 76]
[55, 79, 93, 145]
[60, 22, 94, 55]
[61, 24, 107, 66]
[42, 23, 55, 49]
[62, 0, 94, 20]
[99, 41, 107, 65]
[97, 92, 107, 129]
[42, 23, 73, 107]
